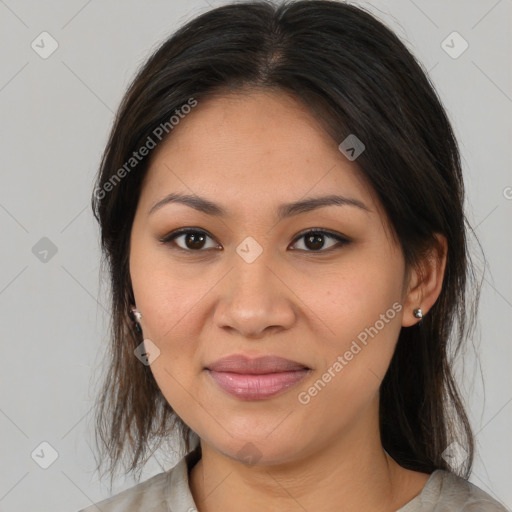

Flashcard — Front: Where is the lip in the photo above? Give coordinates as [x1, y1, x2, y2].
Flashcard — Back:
[205, 354, 311, 400]
[206, 354, 310, 374]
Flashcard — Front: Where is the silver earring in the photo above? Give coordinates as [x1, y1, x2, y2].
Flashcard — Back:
[130, 306, 142, 333]
[413, 307, 423, 319]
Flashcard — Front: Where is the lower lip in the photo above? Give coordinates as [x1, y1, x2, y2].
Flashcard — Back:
[206, 369, 310, 400]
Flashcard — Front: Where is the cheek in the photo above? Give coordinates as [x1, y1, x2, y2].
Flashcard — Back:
[305, 250, 404, 383]
[141, 282, 204, 418]
[312, 254, 402, 335]
[130, 240, 208, 341]
[129, 247, 207, 406]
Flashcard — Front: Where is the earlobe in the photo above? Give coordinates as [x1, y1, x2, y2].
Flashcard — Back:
[401, 233, 448, 327]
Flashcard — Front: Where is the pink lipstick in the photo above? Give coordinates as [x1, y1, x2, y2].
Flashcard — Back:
[205, 354, 311, 400]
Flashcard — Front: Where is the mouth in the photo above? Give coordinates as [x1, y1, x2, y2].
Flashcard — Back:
[205, 354, 310, 374]
[204, 354, 311, 400]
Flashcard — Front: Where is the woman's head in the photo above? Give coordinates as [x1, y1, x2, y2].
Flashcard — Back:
[91, 0, 478, 483]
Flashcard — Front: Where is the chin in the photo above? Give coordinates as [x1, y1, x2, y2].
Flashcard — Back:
[210, 435, 306, 467]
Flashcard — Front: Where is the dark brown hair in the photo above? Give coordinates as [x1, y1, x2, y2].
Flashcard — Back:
[90, 0, 482, 486]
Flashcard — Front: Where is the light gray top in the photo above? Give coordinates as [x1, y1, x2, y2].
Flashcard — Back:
[78, 446, 509, 512]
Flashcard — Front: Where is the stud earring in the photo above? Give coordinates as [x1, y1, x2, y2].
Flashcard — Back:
[131, 307, 142, 322]
[130, 306, 143, 333]
[413, 307, 423, 319]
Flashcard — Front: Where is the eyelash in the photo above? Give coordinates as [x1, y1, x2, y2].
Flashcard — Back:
[159, 227, 351, 254]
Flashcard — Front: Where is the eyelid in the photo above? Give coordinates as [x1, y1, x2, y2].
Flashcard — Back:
[159, 227, 220, 250]
[290, 227, 350, 245]
[159, 227, 351, 253]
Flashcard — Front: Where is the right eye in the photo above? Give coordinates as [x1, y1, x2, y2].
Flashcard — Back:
[159, 228, 220, 252]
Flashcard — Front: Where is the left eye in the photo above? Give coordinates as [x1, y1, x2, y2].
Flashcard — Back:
[290, 229, 350, 252]
[160, 228, 350, 253]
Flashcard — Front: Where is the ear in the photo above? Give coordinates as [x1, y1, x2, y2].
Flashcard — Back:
[401, 233, 448, 327]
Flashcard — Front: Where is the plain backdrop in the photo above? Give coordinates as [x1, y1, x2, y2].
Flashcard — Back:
[0, 1, 511, 511]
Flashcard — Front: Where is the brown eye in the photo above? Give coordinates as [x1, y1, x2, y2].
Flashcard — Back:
[160, 228, 351, 254]
[179, 231, 208, 250]
[160, 229, 219, 252]
[290, 230, 350, 252]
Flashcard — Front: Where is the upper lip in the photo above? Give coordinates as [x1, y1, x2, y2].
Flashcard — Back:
[206, 354, 310, 374]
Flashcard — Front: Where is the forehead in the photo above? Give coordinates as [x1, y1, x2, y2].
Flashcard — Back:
[140, 89, 379, 220]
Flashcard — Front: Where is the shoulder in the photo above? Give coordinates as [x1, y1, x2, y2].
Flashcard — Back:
[76, 470, 172, 512]
[76, 443, 202, 512]
[403, 469, 509, 512]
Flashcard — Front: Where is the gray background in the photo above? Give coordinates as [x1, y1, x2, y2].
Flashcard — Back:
[0, 1, 511, 511]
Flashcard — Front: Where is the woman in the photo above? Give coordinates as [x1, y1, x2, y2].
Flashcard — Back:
[80, 1, 508, 510]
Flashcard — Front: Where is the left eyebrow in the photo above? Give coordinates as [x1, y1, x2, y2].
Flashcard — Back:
[148, 192, 371, 219]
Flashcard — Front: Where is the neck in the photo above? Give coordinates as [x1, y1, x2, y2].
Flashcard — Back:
[188, 397, 429, 512]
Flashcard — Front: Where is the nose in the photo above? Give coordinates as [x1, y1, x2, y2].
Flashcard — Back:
[212, 248, 297, 339]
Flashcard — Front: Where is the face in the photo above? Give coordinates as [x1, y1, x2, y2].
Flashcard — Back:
[129, 89, 410, 464]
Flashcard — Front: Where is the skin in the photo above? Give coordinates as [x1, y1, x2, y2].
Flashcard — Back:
[129, 88, 448, 512]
